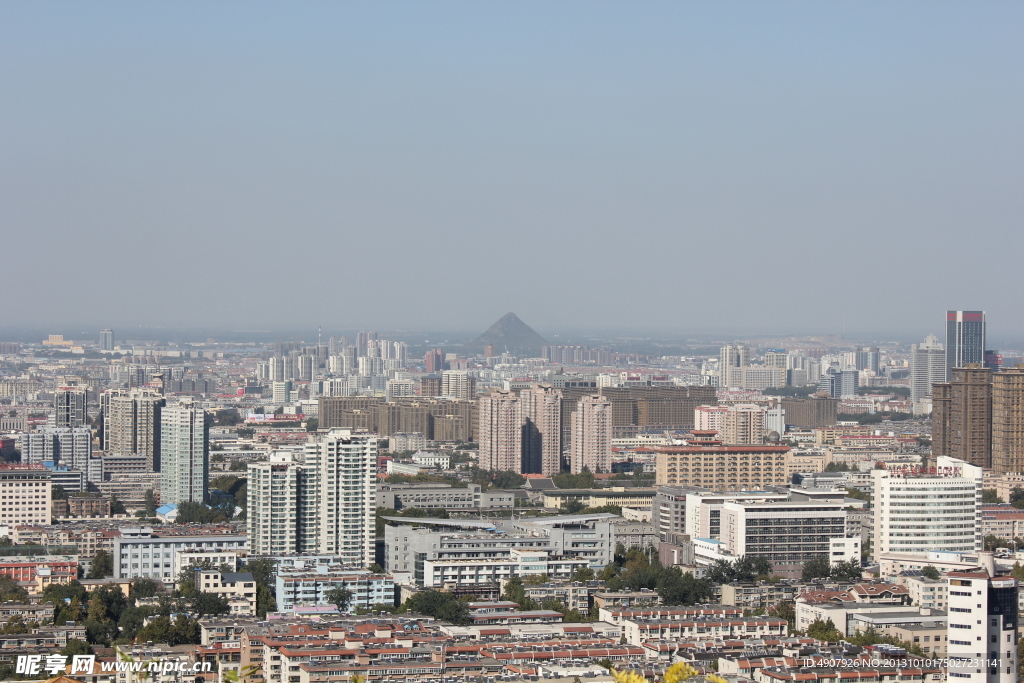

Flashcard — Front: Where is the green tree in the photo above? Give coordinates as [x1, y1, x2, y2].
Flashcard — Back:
[1, 615, 30, 634]
[52, 484, 70, 501]
[242, 557, 277, 586]
[982, 489, 1005, 504]
[144, 490, 158, 515]
[0, 576, 29, 602]
[805, 618, 843, 641]
[768, 601, 796, 632]
[189, 592, 230, 617]
[847, 627, 925, 656]
[571, 566, 595, 582]
[984, 534, 1010, 551]
[0, 537, 10, 547]
[801, 557, 831, 582]
[131, 578, 162, 599]
[657, 567, 713, 605]
[304, 418, 319, 432]
[256, 584, 276, 619]
[89, 549, 114, 579]
[560, 499, 586, 514]
[551, 471, 596, 489]
[110, 495, 127, 515]
[398, 590, 470, 625]
[921, 565, 941, 580]
[61, 639, 93, 656]
[325, 587, 353, 612]
[829, 559, 862, 582]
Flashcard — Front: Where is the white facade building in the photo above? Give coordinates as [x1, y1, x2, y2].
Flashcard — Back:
[872, 456, 982, 557]
[946, 571, 1017, 683]
[248, 430, 377, 568]
[159, 400, 210, 506]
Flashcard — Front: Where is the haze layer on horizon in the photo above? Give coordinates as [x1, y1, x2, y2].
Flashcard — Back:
[2, 2, 1022, 338]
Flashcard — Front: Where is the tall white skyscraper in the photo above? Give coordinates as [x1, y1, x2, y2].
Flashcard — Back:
[570, 395, 612, 474]
[159, 400, 210, 506]
[100, 329, 115, 351]
[248, 430, 377, 567]
[910, 333, 946, 403]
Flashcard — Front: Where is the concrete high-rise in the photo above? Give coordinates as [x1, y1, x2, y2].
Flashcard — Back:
[303, 429, 377, 566]
[477, 391, 523, 472]
[718, 404, 767, 445]
[100, 329, 114, 351]
[249, 431, 376, 566]
[54, 387, 87, 428]
[102, 389, 165, 471]
[159, 400, 210, 506]
[520, 384, 562, 475]
[440, 371, 475, 400]
[946, 571, 1018, 683]
[570, 395, 612, 474]
[855, 347, 880, 373]
[991, 365, 1024, 475]
[872, 456, 981, 556]
[933, 366, 992, 468]
[22, 428, 91, 469]
[946, 310, 986, 381]
[910, 333, 946, 403]
[719, 345, 750, 388]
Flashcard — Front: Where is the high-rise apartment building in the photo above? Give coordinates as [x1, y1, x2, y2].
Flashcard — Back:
[570, 395, 612, 474]
[872, 456, 981, 556]
[818, 368, 858, 398]
[855, 347, 880, 373]
[910, 334, 946, 403]
[304, 429, 377, 566]
[946, 310, 986, 381]
[159, 400, 210, 506]
[54, 387, 87, 428]
[946, 571, 1018, 683]
[933, 366, 993, 468]
[991, 366, 1024, 475]
[419, 376, 443, 397]
[100, 329, 115, 351]
[694, 406, 729, 433]
[0, 465, 52, 526]
[520, 385, 562, 475]
[719, 404, 767, 445]
[779, 396, 837, 428]
[719, 345, 750, 388]
[22, 428, 91, 469]
[248, 430, 377, 567]
[440, 371, 475, 400]
[102, 389, 166, 471]
[477, 391, 523, 472]
[424, 349, 446, 373]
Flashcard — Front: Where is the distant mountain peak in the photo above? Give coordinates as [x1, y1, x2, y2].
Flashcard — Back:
[473, 313, 547, 356]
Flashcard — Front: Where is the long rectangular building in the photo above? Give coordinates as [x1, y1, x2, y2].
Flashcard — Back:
[655, 441, 791, 491]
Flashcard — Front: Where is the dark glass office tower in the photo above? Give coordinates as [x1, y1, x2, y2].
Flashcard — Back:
[946, 310, 986, 381]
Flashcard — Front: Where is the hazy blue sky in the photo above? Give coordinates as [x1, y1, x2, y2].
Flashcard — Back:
[2, 2, 1022, 338]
